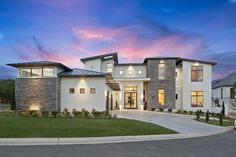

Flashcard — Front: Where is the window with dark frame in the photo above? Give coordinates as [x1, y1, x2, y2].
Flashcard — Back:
[69, 88, 75, 94]
[230, 88, 234, 99]
[158, 63, 165, 80]
[80, 88, 85, 94]
[90, 88, 96, 94]
[106, 63, 113, 73]
[191, 65, 203, 82]
[191, 91, 203, 107]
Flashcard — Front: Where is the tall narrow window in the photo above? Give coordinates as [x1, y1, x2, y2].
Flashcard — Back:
[230, 88, 234, 99]
[191, 65, 203, 82]
[158, 89, 165, 106]
[20, 69, 31, 77]
[191, 91, 203, 107]
[221, 88, 223, 99]
[106, 63, 113, 73]
[158, 64, 165, 80]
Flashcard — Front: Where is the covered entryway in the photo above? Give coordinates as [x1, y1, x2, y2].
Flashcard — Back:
[124, 92, 137, 109]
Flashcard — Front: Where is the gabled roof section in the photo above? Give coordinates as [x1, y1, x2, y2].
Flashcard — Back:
[7, 61, 71, 71]
[58, 68, 107, 77]
[80, 52, 118, 64]
[212, 72, 236, 89]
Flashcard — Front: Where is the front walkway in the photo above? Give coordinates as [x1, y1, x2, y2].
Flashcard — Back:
[111, 110, 226, 134]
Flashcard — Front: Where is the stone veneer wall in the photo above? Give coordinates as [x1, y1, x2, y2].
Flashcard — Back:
[15, 78, 60, 111]
[147, 59, 176, 110]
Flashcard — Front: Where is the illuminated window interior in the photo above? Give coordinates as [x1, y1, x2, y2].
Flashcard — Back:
[158, 89, 165, 106]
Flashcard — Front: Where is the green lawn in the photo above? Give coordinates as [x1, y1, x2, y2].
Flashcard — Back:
[198, 119, 234, 127]
[0, 114, 176, 138]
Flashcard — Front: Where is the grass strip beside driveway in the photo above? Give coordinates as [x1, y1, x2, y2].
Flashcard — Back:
[0, 116, 176, 138]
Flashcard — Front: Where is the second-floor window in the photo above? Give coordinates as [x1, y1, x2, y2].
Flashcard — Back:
[191, 65, 203, 82]
[158, 63, 165, 80]
[20, 68, 54, 77]
[106, 63, 113, 73]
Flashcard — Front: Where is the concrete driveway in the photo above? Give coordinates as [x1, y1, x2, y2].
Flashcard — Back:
[111, 110, 226, 135]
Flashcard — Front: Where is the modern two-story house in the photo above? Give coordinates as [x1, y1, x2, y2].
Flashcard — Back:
[8, 52, 216, 112]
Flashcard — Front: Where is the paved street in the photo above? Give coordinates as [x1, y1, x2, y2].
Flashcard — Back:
[112, 111, 225, 134]
[0, 130, 235, 157]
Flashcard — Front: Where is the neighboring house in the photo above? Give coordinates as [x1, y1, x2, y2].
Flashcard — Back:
[212, 72, 236, 115]
[7, 53, 216, 112]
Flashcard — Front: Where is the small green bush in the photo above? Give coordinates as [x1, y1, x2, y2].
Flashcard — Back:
[151, 107, 156, 111]
[113, 114, 118, 119]
[168, 109, 172, 113]
[182, 110, 188, 114]
[82, 108, 89, 118]
[176, 110, 182, 114]
[72, 109, 82, 117]
[206, 110, 210, 122]
[29, 110, 38, 115]
[31, 111, 39, 117]
[63, 108, 71, 117]
[159, 108, 164, 112]
[188, 111, 193, 115]
[51, 110, 59, 117]
[196, 110, 200, 121]
[219, 113, 223, 125]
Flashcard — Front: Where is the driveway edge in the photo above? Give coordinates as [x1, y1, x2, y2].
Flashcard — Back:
[0, 127, 233, 146]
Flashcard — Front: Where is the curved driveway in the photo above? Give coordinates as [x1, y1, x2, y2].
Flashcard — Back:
[112, 111, 226, 135]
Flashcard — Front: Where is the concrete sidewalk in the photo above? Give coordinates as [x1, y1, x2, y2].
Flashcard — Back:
[0, 127, 232, 146]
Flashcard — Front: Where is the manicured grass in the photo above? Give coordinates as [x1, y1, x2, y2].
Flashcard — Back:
[0, 114, 176, 138]
[197, 119, 234, 127]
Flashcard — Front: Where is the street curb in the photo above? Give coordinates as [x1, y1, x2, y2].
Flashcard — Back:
[0, 127, 232, 146]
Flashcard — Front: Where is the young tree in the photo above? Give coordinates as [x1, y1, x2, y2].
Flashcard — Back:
[206, 110, 210, 122]
[221, 102, 225, 118]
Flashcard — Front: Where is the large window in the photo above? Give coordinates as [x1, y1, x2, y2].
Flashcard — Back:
[106, 63, 113, 73]
[20, 68, 54, 77]
[230, 88, 234, 99]
[158, 89, 165, 106]
[32, 69, 42, 77]
[21, 69, 31, 77]
[191, 91, 203, 107]
[158, 64, 165, 80]
[80, 88, 85, 94]
[191, 65, 203, 82]
[90, 88, 96, 94]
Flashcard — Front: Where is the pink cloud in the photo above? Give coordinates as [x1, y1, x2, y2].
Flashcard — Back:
[73, 26, 208, 62]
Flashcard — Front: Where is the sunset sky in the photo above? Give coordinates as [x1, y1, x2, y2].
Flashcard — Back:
[0, 0, 236, 79]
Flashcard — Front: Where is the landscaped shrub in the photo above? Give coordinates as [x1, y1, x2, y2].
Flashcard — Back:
[206, 110, 210, 122]
[176, 110, 182, 114]
[29, 110, 38, 115]
[196, 110, 200, 121]
[151, 107, 156, 111]
[219, 113, 223, 125]
[81, 108, 89, 118]
[51, 110, 59, 118]
[91, 108, 104, 118]
[188, 111, 193, 115]
[210, 112, 216, 117]
[72, 109, 82, 117]
[159, 108, 164, 112]
[182, 110, 188, 114]
[63, 108, 71, 117]
[168, 109, 172, 113]
[221, 103, 225, 117]
[113, 114, 118, 119]
[31, 111, 39, 117]
[42, 111, 49, 116]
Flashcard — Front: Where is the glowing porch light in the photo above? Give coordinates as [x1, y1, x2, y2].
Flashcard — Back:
[194, 62, 199, 66]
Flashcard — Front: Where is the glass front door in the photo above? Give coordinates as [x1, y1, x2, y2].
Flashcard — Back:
[124, 92, 137, 109]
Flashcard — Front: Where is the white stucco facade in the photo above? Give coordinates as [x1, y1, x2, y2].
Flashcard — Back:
[60, 77, 106, 112]
[180, 61, 212, 112]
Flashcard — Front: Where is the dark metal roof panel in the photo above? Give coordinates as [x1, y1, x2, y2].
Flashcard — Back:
[58, 68, 106, 77]
[7, 61, 71, 70]
[80, 52, 118, 64]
